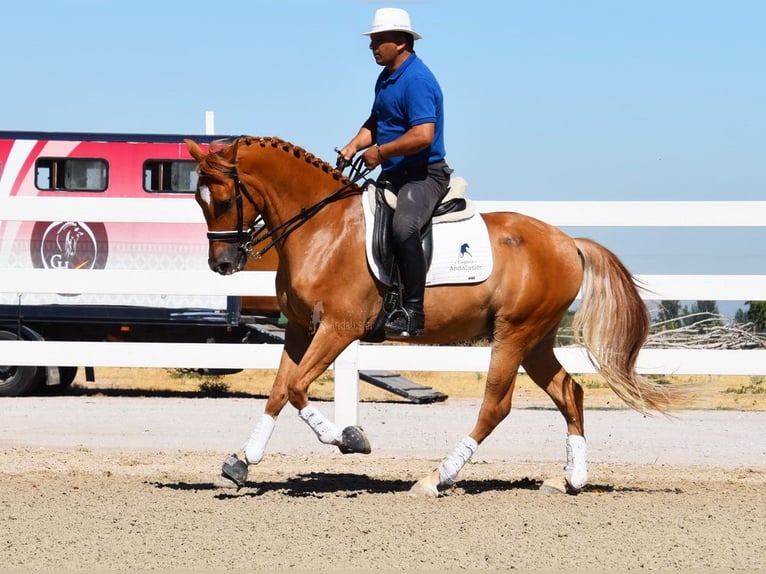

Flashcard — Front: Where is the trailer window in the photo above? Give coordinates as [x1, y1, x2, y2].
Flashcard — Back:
[35, 158, 108, 192]
[143, 160, 198, 193]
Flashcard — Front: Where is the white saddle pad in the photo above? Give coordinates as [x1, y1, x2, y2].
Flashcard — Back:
[361, 189, 493, 286]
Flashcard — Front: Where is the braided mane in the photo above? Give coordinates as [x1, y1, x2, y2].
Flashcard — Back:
[198, 136, 348, 183]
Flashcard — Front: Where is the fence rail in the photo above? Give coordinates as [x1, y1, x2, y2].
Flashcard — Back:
[1, 196, 764, 427]
[2, 268, 765, 300]
[2, 196, 766, 226]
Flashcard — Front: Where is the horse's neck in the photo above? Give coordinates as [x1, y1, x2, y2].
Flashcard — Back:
[249, 152, 363, 258]
[248, 148, 334, 212]
[272, 196, 365, 290]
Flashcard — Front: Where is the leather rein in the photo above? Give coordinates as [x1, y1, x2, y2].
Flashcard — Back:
[206, 155, 370, 260]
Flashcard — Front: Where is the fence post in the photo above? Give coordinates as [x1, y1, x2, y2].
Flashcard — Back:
[333, 339, 360, 428]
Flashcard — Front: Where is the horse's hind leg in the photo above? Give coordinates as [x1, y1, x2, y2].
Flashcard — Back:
[522, 329, 587, 490]
[410, 333, 524, 497]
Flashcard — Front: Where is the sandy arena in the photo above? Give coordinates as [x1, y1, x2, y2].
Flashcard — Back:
[1, 395, 764, 571]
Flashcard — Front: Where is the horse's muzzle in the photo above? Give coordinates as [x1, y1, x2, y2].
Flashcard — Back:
[210, 260, 241, 276]
[208, 245, 246, 275]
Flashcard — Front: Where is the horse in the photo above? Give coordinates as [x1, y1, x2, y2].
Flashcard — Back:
[185, 136, 688, 497]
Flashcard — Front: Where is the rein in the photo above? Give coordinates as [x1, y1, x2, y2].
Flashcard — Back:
[207, 155, 371, 260]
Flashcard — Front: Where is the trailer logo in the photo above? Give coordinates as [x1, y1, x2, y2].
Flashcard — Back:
[31, 221, 109, 270]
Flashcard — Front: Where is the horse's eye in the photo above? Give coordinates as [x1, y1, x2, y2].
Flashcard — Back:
[213, 199, 234, 215]
[215, 198, 234, 214]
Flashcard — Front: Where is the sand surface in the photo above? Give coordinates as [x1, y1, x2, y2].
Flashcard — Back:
[1, 396, 764, 571]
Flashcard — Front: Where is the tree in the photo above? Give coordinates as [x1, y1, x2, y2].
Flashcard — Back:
[734, 308, 748, 324]
[687, 300, 720, 325]
[745, 301, 766, 332]
[691, 300, 719, 315]
[656, 300, 683, 329]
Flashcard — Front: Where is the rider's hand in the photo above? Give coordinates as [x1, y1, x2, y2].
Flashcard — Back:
[337, 145, 356, 163]
[361, 145, 383, 170]
[335, 145, 355, 171]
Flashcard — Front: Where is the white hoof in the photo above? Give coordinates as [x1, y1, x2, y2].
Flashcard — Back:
[408, 473, 440, 498]
[541, 476, 568, 494]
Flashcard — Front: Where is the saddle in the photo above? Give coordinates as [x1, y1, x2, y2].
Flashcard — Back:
[364, 177, 474, 342]
[369, 176, 474, 280]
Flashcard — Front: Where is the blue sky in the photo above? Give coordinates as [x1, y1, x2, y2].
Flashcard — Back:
[2, 1, 764, 299]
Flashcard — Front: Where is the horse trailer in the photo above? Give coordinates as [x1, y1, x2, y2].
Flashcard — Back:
[0, 131, 280, 396]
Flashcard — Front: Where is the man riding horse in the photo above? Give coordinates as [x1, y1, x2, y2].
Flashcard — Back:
[184, 8, 693, 498]
[339, 8, 452, 338]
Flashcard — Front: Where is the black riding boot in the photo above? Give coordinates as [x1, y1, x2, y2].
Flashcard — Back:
[385, 234, 426, 338]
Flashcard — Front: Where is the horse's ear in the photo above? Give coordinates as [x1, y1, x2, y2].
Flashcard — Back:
[185, 138, 205, 161]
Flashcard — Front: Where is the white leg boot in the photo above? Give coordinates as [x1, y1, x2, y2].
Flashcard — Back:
[564, 434, 588, 489]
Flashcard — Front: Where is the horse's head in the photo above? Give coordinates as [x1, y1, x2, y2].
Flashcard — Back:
[186, 138, 261, 275]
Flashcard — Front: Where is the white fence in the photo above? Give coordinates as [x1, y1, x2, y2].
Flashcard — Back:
[1, 196, 765, 427]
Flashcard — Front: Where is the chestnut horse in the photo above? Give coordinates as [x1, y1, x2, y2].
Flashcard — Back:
[186, 136, 684, 496]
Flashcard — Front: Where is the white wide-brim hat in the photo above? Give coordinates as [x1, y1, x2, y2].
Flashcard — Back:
[362, 7, 422, 40]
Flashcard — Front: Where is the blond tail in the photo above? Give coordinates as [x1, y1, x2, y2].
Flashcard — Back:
[573, 238, 688, 413]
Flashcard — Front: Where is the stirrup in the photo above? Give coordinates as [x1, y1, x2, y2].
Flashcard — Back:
[384, 308, 424, 338]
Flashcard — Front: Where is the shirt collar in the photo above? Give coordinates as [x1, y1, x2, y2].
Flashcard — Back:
[382, 52, 417, 84]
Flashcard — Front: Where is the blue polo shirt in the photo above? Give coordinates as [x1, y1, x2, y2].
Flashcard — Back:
[371, 53, 446, 171]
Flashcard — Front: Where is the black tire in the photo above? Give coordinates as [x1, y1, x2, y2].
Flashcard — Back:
[0, 330, 43, 397]
[57, 366, 78, 387]
[36, 366, 79, 395]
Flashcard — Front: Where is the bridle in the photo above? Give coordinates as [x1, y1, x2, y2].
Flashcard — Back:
[205, 154, 371, 260]
[203, 171, 261, 250]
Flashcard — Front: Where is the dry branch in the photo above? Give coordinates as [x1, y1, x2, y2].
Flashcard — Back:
[645, 313, 766, 350]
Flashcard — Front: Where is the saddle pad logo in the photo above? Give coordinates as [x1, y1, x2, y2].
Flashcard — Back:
[446, 241, 486, 278]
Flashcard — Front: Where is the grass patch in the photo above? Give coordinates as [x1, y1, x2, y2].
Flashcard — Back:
[579, 376, 609, 390]
[197, 379, 231, 396]
[168, 369, 231, 396]
[647, 374, 672, 385]
[725, 376, 765, 395]
[168, 368, 208, 381]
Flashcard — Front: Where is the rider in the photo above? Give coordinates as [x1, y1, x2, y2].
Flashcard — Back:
[339, 7, 452, 338]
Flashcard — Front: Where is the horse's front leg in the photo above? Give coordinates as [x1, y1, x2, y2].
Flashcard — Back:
[219, 322, 370, 488]
[288, 323, 371, 456]
[219, 324, 307, 488]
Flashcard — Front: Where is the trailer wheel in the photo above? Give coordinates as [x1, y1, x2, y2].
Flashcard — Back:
[58, 366, 78, 387]
[0, 330, 43, 397]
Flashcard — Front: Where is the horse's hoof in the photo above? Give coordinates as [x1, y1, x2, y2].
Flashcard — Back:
[214, 474, 241, 490]
[541, 476, 568, 494]
[221, 453, 248, 489]
[409, 477, 440, 498]
[338, 426, 371, 454]
[565, 469, 588, 491]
